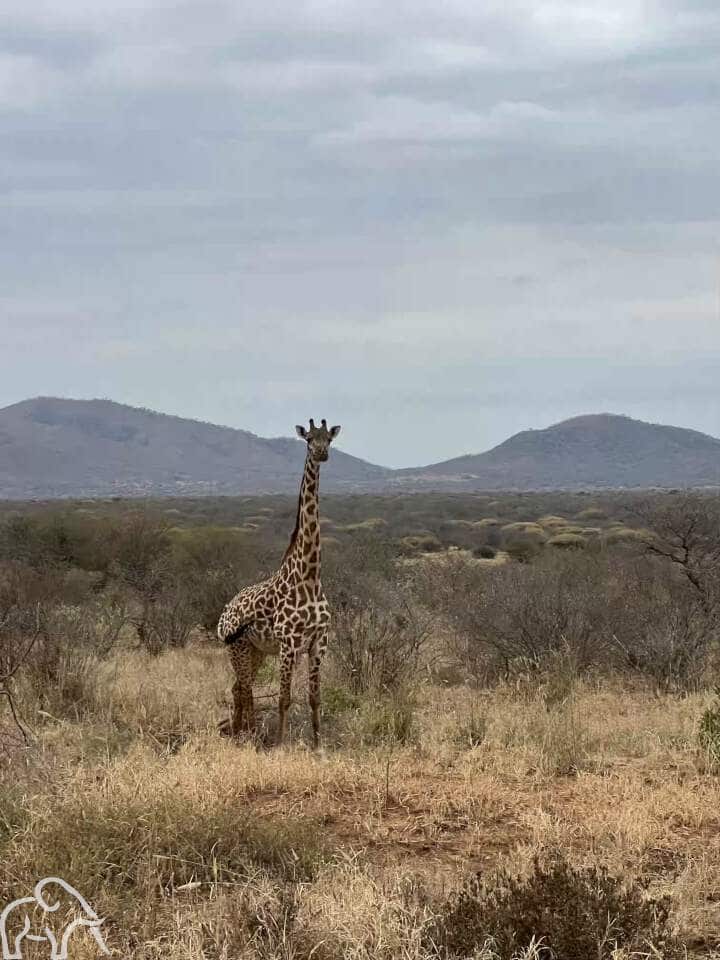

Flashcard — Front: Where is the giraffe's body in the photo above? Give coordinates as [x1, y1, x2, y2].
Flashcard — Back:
[217, 419, 340, 747]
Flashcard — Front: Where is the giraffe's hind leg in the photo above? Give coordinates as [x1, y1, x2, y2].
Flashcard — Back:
[308, 629, 328, 750]
[248, 645, 267, 739]
[219, 678, 244, 737]
[226, 645, 257, 739]
[277, 645, 297, 747]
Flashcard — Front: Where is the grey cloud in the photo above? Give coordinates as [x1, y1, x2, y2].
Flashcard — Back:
[1, 0, 719, 465]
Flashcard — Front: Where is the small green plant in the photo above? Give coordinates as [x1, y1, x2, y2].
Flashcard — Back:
[354, 691, 417, 746]
[538, 702, 590, 777]
[321, 684, 360, 719]
[699, 686, 720, 767]
[473, 545, 497, 560]
[453, 703, 487, 749]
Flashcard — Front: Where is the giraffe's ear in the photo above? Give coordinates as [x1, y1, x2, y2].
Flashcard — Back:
[329, 425, 341, 439]
[295, 425, 308, 440]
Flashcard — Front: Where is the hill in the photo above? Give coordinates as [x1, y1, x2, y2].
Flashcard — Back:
[1, 402, 719, 498]
[0, 397, 389, 498]
[396, 413, 720, 490]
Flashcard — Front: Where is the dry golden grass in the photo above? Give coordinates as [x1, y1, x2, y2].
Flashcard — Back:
[2, 644, 720, 958]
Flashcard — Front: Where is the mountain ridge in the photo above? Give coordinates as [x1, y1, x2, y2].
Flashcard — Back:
[0, 397, 390, 498]
[1, 398, 719, 497]
[397, 412, 720, 489]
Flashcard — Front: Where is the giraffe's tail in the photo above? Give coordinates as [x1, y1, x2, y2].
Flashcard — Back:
[223, 624, 250, 645]
[217, 612, 249, 645]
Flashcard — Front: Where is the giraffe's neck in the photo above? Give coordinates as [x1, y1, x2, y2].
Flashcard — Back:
[281, 453, 322, 588]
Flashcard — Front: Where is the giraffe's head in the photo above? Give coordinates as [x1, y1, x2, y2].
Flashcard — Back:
[295, 418, 341, 463]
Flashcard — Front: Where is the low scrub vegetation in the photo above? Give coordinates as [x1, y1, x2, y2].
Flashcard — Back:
[1, 491, 719, 957]
[431, 854, 684, 959]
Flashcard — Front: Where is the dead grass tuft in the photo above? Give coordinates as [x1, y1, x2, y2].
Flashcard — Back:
[2, 646, 720, 957]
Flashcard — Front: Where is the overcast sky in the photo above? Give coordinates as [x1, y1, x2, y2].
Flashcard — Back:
[2, 0, 719, 467]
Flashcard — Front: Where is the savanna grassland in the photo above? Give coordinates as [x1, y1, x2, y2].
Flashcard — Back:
[1, 491, 720, 959]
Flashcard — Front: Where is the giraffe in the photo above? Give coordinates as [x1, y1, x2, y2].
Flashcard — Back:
[217, 418, 341, 748]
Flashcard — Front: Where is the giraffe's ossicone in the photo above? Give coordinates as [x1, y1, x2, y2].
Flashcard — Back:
[217, 418, 341, 748]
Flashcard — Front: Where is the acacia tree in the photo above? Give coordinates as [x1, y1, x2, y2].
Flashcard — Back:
[625, 493, 720, 615]
[108, 511, 174, 649]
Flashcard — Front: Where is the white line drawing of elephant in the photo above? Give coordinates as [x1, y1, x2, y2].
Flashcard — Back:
[0, 877, 109, 960]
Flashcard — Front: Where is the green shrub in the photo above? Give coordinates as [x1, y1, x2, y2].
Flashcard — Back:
[547, 533, 586, 550]
[699, 687, 720, 767]
[170, 525, 270, 632]
[575, 507, 606, 521]
[537, 515, 568, 528]
[321, 684, 360, 718]
[499, 522, 547, 563]
[429, 854, 684, 959]
[473, 545, 497, 559]
[501, 522, 545, 535]
[353, 692, 417, 746]
[503, 535, 544, 563]
[603, 525, 647, 545]
[397, 534, 444, 555]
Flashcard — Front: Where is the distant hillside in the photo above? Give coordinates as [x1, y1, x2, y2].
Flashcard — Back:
[1, 401, 719, 498]
[396, 414, 720, 490]
[0, 397, 389, 498]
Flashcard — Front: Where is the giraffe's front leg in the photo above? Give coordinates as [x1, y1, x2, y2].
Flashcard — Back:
[308, 628, 328, 750]
[277, 645, 297, 746]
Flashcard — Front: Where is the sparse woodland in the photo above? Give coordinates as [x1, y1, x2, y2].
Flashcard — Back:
[1, 490, 720, 958]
